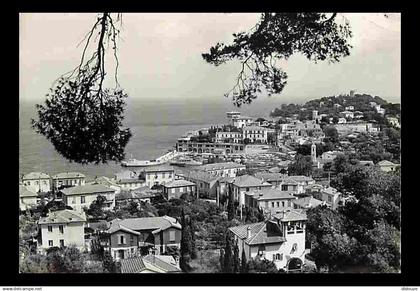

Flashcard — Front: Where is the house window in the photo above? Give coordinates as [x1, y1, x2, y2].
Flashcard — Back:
[281, 185, 288, 191]
[59, 239, 65, 247]
[277, 202, 280, 207]
[48, 226, 53, 232]
[291, 243, 298, 253]
[59, 225, 64, 234]
[72, 197, 76, 204]
[282, 201, 285, 207]
[271, 202, 275, 208]
[162, 173, 165, 179]
[119, 235, 126, 245]
[246, 187, 250, 192]
[130, 235, 134, 243]
[48, 240, 53, 247]
[328, 196, 332, 202]
[169, 230, 176, 242]
[171, 188, 175, 194]
[168, 173, 172, 178]
[81, 196, 86, 204]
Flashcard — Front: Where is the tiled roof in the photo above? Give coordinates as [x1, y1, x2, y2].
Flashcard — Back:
[107, 222, 141, 236]
[61, 184, 115, 196]
[177, 169, 220, 184]
[232, 175, 272, 188]
[142, 254, 181, 272]
[38, 209, 86, 225]
[293, 196, 324, 208]
[120, 257, 147, 273]
[286, 175, 315, 182]
[120, 255, 181, 273]
[243, 125, 267, 131]
[246, 188, 295, 201]
[229, 221, 285, 246]
[19, 185, 38, 198]
[94, 176, 120, 188]
[254, 172, 286, 182]
[22, 172, 50, 180]
[52, 172, 85, 179]
[142, 165, 175, 173]
[164, 179, 196, 188]
[197, 162, 245, 172]
[273, 209, 307, 222]
[108, 216, 181, 232]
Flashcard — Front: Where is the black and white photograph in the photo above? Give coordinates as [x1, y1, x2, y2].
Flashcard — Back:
[16, 11, 405, 284]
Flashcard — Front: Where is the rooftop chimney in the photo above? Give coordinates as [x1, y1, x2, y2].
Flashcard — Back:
[247, 226, 251, 239]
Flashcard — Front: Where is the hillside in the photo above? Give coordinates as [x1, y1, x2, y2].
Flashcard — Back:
[270, 93, 400, 123]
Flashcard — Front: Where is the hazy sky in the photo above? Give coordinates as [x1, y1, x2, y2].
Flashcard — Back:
[19, 13, 401, 104]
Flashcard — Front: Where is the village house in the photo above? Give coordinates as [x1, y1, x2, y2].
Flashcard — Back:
[22, 172, 51, 193]
[386, 116, 400, 128]
[229, 209, 307, 271]
[120, 254, 181, 273]
[215, 131, 243, 144]
[312, 187, 342, 210]
[114, 170, 146, 190]
[254, 172, 287, 187]
[345, 106, 354, 111]
[175, 169, 220, 200]
[196, 162, 246, 178]
[162, 179, 197, 200]
[230, 175, 273, 206]
[279, 175, 316, 195]
[293, 196, 326, 210]
[176, 139, 245, 155]
[93, 176, 122, 194]
[105, 216, 182, 260]
[377, 160, 400, 172]
[243, 126, 268, 143]
[61, 183, 116, 212]
[19, 185, 40, 211]
[51, 172, 85, 190]
[232, 115, 255, 129]
[115, 186, 158, 206]
[140, 165, 175, 188]
[340, 111, 354, 119]
[244, 188, 296, 214]
[38, 209, 87, 253]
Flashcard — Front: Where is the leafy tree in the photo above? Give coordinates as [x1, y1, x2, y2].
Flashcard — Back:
[32, 13, 131, 164]
[288, 154, 313, 176]
[247, 257, 279, 273]
[86, 195, 107, 220]
[203, 13, 352, 106]
[323, 126, 339, 143]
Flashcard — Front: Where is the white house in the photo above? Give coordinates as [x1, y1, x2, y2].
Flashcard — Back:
[22, 172, 51, 193]
[38, 209, 87, 253]
[340, 111, 354, 119]
[141, 165, 175, 188]
[114, 170, 146, 190]
[61, 183, 116, 212]
[345, 106, 354, 111]
[215, 131, 243, 144]
[52, 172, 85, 190]
[377, 160, 399, 172]
[229, 209, 307, 271]
[244, 188, 296, 214]
[313, 187, 342, 210]
[19, 185, 39, 211]
[196, 162, 246, 178]
[230, 175, 272, 206]
[243, 126, 268, 143]
[232, 116, 254, 129]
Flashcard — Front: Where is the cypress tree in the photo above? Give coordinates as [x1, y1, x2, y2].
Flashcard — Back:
[241, 248, 248, 273]
[227, 184, 235, 221]
[223, 232, 234, 273]
[189, 217, 197, 260]
[180, 208, 192, 272]
[233, 243, 240, 273]
[219, 248, 225, 272]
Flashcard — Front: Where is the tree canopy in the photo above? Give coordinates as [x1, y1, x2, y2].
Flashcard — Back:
[203, 13, 352, 106]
